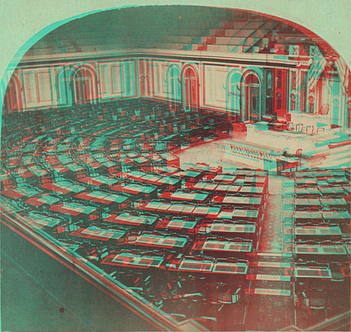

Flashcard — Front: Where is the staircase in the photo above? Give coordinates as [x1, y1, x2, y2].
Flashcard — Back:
[305, 131, 351, 169]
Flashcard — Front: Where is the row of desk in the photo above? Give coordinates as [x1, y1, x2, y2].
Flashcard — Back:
[159, 191, 265, 208]
[293, 244, 349, 261]
[283, 185, 348, 197]
[284, 193, 350, 260]
[290, 197, 348, 210]
[103, 252, 249, 275]
[286, 210, 350, 223]
[18, 204, 259, 242]
[101, 250, 347, 280]
[293, 176, 349, 186]
[115, 171, 181, 189]
[282, 171, 350, 263]
[1, 114, 272, 323]
[135, 201, 259, 221]
[286, 225, 342, 239]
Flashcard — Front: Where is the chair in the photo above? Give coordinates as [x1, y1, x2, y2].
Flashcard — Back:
[297, 289, 327, 317]
[282, 147, 289, 157]
[319, 104, 330, 115]
[295, 149, 303, 169]
[317, 127, 325, 134]
[294, 123, 304, 132]
[305, 125, 315, 134]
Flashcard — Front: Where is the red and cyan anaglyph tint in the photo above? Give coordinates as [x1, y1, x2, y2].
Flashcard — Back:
[1, 6, 350, 332]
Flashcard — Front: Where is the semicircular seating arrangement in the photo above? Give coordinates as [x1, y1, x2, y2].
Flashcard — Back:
[1, 99, 350, 330]
[1, 98, 271, 328]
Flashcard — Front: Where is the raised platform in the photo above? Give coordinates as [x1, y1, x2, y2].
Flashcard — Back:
[174, 123, 351, 172]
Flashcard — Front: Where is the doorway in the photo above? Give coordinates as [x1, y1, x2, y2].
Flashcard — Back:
[242, 73, 261, 121]
[182, 65, 199, 112]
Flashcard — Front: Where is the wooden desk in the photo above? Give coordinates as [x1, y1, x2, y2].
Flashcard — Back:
[198, 222, 256, 239]
[293, 266, 332, 279]
[192, 239, 252, 255]
[193, 181, 241, 194]
[50, 202, 97, 221]
[24, 194, 60, 209]
[104, 212, 158, 227]
[212, 195, 262, 208]
[156, 218, 197, 234]
[294, 187, 309, 196]
[1, 186, 39, 201]
[232, 209, 259, 221]
[13, 167, 35, 180]
[321, 210, 350, 221]
[159, 190, 209, 203]
[124, 232, 188, 250]
[19, 212, 63, 229]
[41, 181, 86, 196]
[79, 175, 118, 188]
[276, 156, 299, 174]
[295, 178, 318, 186]
[319, 186, 346, 196]
[239, 186, 264, 195]
[111, 183, 157, 199]
[70, 226, 125, 241]
[135, 201, 220, 218]
[293, 226, 342, 240]
[172, 170, 203, 181]
[294, 198, 322, 210]
[74, 191, 130, 210]
[65, 163, 86, 172]
[212, 174, 236, 183]
[102, 251, 165, 269]
[294, 244, 349, 261]
[320, 198, 347, 209]
[294, 211, 323, 221]
[168, 257, 248, 275]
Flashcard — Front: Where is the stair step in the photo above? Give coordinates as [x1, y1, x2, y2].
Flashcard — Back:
[328, 140, 351, 149]
[310, 153, 350, 168]
[312, 142, 351, 156]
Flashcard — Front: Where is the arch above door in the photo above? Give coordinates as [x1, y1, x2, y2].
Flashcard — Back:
[55, 64, 98, 107]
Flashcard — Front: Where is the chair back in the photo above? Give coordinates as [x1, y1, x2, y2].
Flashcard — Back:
[295, 148, 303, 168]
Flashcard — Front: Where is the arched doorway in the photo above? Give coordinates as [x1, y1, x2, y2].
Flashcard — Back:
[241, 72, 261, 121]
[315, 72, 331, 116]
[181, 65, 199, 112]
[56, 66, 97, 106]
[72, 67, 96, 105]
[167, 66, 181, 112]
[5, 75, 23, 112]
